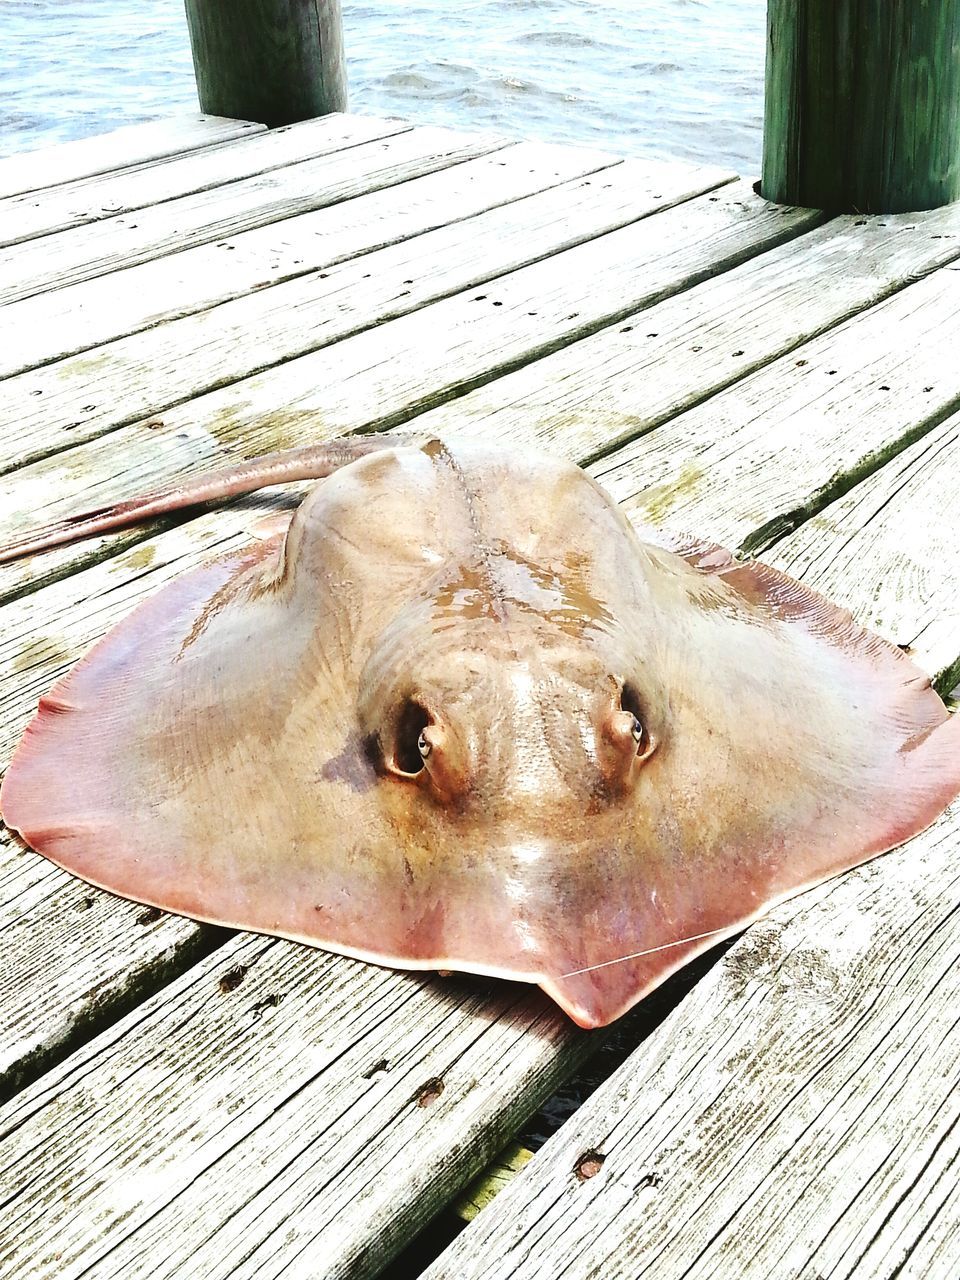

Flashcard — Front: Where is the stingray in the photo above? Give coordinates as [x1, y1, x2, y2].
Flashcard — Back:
[1, 436, 958, 1028]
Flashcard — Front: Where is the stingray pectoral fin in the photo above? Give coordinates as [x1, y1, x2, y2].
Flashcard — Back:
[0, 526, 388, 944]
[539, 699, 960, 1031]
[527, 538, 960, 1031]
[0, 537, 289, 913]
[865, 707, 960, 852]
[0, 448, 508, 974]
[688, 544, 960, 863]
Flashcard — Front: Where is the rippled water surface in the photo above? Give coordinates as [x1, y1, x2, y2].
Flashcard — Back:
[0, 0, 765, 171]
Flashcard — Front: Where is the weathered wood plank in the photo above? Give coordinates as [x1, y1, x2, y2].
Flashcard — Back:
[453, 1142, 535, 1222]
[0, 918, 593, 1280]
[765, 411, 960, 690]
[0, 123, 501, 304]
[0, 112, 403, 248]
[421, 800, 960, 1280]
[0, 159, 742, 476]
[0, 140, 637, 379]
[584, 264, 960, 555]
[406, 204, 960, 465]
[0, 179, 818, 542]
[0, 825, 221, 1101]
[0, 115, 265, 200]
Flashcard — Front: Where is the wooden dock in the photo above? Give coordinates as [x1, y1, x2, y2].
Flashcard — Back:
[0, 111, 958, 1280]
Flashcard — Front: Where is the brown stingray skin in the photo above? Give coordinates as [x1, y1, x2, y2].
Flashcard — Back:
[3, 440, 959, 1028]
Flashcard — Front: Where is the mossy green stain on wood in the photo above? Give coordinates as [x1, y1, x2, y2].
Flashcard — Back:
[11, 634, 70, 675]
[762, 0, 960, 213]
[638, 462, 705, 527]
[119, 545, 157, 572]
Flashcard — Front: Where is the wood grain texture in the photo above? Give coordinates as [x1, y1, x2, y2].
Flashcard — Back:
[410, 203, 960, 464]
[0, 111, 398, 248]
[586, 264, 960, 556]
[0, 179, 816, 521]
[185, 0, 347, 125]
[0, 140, 635, 379]
[762, 0, 960, 212]
[765, 410, 960, 691]
[0, 824, 219, 1101]
[454, 1142, 535, 1222]
[423, 800, 960, 1280]
[0, 122, 506, 304]
[0, 932, 592, 1280]
[0, 160, 740, 476]
[0, 115, 265, 200]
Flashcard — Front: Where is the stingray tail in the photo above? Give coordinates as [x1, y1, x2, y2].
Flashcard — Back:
[0, 436, 413, 565]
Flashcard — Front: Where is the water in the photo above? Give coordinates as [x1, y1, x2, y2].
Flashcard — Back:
[0, 0, 766, 173]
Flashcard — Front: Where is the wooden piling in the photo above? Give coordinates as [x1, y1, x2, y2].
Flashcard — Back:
[183, 0, 347, 128]
[762, 0, 960, 212]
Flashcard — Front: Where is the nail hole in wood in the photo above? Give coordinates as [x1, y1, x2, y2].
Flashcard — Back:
[219, 964, 249, 993]
[416, 1076, 445, 1107]
[574, 1149, 606, 1181]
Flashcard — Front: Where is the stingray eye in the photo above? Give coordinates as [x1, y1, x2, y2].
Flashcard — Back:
[620, 683, 650, 755]
[394, 700, 431, 775]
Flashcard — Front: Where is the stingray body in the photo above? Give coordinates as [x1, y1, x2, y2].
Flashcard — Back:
[2, 437, 959, 1027]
